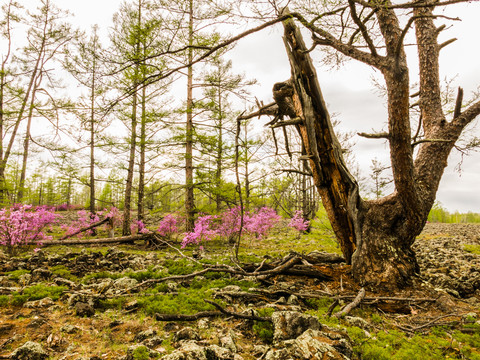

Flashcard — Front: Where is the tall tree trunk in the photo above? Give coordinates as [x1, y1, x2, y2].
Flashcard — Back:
[185, 0, 195, 231]
[17, 75, 41, 202]
[89, 52, 97, 215]
[215, 86, 223, 212]
[137, 81, 146, 221]
[122, 1, 142, 236]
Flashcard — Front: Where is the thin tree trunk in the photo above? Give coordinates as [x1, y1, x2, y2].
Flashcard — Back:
[122, 1, 142, 236]
[185, 0, 195, 231]
[137, 80, 146, 221]
[89, 48, 97, 215]
[17, 75, 41, 202]
[215, 86, 223, 212]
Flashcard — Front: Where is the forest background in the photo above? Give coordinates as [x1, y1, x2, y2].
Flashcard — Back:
[1, 0, 479, 231]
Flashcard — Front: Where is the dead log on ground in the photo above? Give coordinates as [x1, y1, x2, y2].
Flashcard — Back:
[41, 234, 151, 246]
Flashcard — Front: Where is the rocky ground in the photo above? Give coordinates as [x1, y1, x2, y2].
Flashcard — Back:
[0, 223, 479, 359]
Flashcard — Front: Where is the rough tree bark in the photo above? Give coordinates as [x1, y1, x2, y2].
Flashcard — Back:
[255, 4, 480, 290]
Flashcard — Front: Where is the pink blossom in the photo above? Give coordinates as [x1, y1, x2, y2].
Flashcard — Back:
[288, 210, 310, 232]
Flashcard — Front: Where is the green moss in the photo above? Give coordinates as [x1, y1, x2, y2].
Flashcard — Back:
[132, 346, 151, 360]
[0, 295, 9, 306]
[23, 284, 67, 301]
[6, 269, 30, 281]
[252, 309, 275, 344]
[50, 265, 77, 281]
[464, 244, 480, 255]
[348, 326, 480, 360]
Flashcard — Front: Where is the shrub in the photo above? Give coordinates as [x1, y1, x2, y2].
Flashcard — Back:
[0, 204, 59, 254]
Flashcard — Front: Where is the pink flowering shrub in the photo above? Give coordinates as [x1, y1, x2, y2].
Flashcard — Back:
[0, 205, 59, 253]
[244, 207, 281, 239]
[217, 206, 243, 242]
[61, 207, 122, 238]
[157, 214, 179, 239]
[181, 215, 217, 248]
[130, 220, 149, 235]
[181, 207, 281, 248]
[288, 210, 310, 233]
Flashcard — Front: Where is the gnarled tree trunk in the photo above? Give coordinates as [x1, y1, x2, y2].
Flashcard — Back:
[274, 4, 480, 290]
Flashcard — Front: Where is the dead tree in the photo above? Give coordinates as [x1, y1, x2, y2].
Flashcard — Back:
[244, 3, 480, 290]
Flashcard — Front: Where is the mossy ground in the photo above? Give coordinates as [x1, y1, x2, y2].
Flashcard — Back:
[0, 220, 479, 359]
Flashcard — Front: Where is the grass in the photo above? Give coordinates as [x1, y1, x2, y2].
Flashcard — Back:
[464, 244, 480, 255]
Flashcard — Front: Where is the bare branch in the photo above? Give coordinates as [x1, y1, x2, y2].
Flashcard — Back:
[439, 38, 457, 50]
[357, 132, 390, 139]
[270, 117, 303, 128]
[453, 87, 464, 119]
[348, 0, 377, 56]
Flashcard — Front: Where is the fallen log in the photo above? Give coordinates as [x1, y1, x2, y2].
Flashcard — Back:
[60, 217, 110, 240]
[41, 234, 150, 246]
[155, 311, 222, 321]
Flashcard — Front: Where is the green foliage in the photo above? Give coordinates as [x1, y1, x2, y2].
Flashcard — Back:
[347, 326, 480, 360]
[132, 346, 151, 360]
[0, 295, 9, 306]
[252, 308, 275, 344]
[8, 284, 67, 306]
[162, 258, 203, 275]
[50, 265, 77, 281]
[428, 202, 480, 223]
[6, 269, 30, 281]
[22, 284, 67, 301]
[304, 297, 333, 312]
[97, 297, 127, 311]
[464, 244, 480, 255]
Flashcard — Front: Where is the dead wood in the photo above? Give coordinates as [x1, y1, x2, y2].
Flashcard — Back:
[42, 234, 150, 246]
[60, 217, 110, 240]
[154, 311, 222, 321]
[334, 287, 366, 318]
[395, 313, 464, 333]
[205, 300, 272, 322]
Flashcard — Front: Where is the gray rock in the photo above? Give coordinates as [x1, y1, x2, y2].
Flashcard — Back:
[344, 316, 370, 330]
[163, 341, 235, 360]
[60, 324, 80, 334]
[134, 329, 157, 342]
[10, 341, 48, 360]
[31, 268, 52, 281]
[174, 327, 200, 342]
[265, 329, 353, 360]
[18, 274, 31, 286]
[75, 302, 95, 317]
[112, 277, 138, 290]
[219, 334, 237, 353]
[271, 311, 322, 342]
[163, 341, 206, 360]
[24, 297, 55, 309]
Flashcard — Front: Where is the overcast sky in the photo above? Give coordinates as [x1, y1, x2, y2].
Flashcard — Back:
[17, 0, 480, 212]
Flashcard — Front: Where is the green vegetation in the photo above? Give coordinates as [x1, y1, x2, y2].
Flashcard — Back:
[252, 308, 275, 343]
[6, 269, 30, 281]
[348, 326, 480, 360]
[428, 203, 480, 223]
[50, 265, 77, 281]
[3, 284, 67, 307]
[464, 244, 480, 255]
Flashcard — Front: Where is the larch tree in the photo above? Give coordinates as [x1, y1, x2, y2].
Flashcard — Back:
[246, 1, 480, 289]
[158, 0, 234, 230]
[64, 25, 108, 215]
[14, 0, 73, 202]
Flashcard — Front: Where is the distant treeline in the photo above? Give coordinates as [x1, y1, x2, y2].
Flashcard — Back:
[428, 203, 480, 223]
